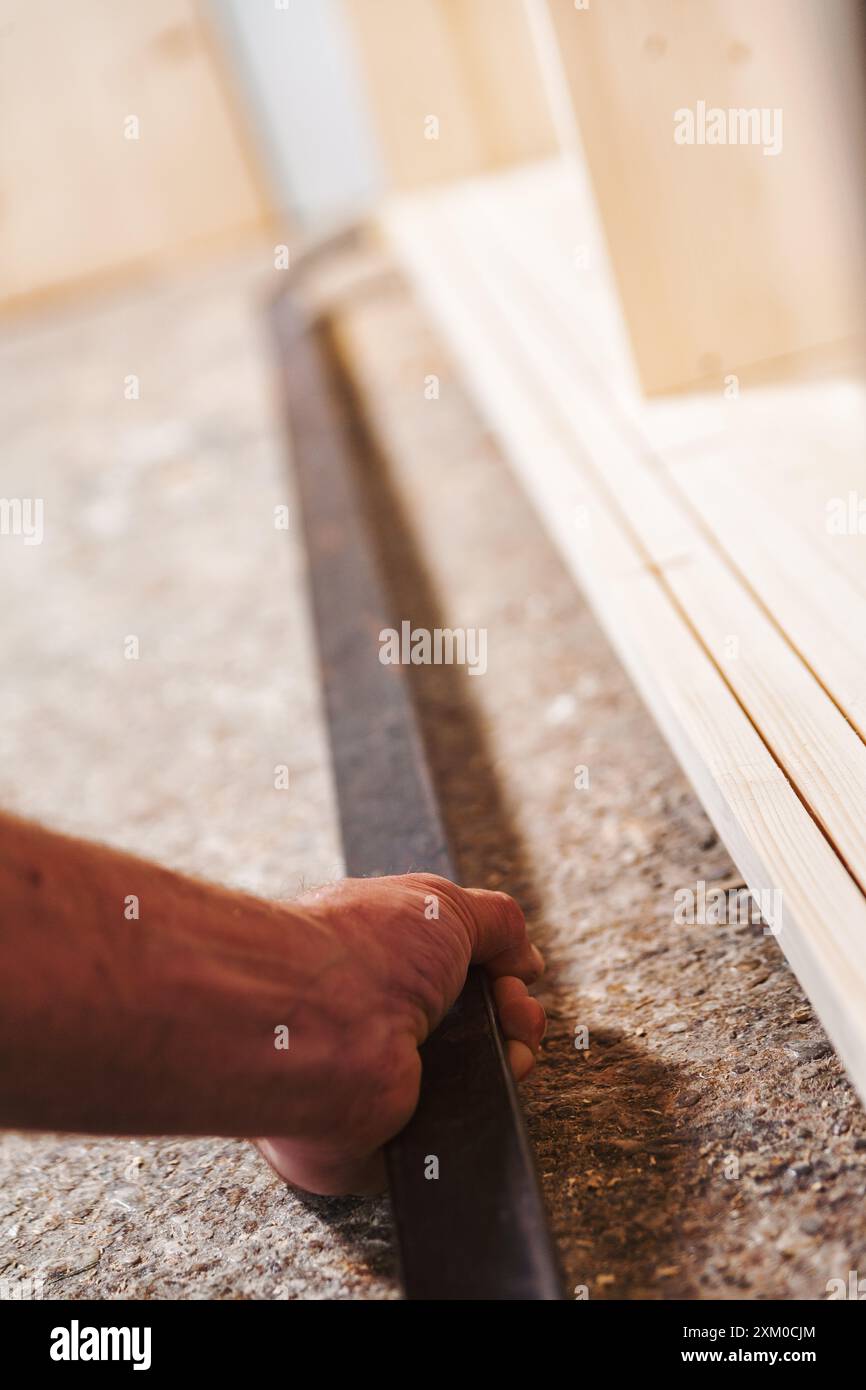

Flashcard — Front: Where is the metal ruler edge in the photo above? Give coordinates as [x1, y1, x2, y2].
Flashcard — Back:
[270, 286, 563, 1301]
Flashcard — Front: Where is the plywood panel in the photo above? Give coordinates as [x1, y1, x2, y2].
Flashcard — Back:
[541, 0, 866, 392]
[342, 0, 558, 189]
[0, 0, 270, 307]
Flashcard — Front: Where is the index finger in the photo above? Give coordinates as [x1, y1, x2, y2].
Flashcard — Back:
[461, 887, 544, 984]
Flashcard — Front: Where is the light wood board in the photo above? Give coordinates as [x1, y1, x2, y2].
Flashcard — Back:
[342, 0, 558, 190]
[540, 0, 866, 393]
[0, 0, 270, 309]
[383, 158, 866, 1101]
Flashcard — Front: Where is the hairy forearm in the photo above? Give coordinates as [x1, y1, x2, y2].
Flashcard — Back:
[0, 811, 545, 1194]
[0, 812, 337, 1137]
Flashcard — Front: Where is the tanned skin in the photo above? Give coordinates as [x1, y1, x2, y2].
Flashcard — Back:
[0, 812, 545, 1195]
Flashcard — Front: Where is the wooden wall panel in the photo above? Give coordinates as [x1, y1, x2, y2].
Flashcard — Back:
[342, 0, 558, 188]
[542, 0, 866, 393]
[0, 0, 270, 308]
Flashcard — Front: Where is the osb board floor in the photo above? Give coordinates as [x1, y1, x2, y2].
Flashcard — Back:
[0, 251, 394, 1300]
[0, 245, 864, 1300]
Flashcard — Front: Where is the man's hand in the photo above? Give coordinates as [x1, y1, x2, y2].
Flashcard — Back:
[258, 873, 546, 1196]
[0, 814, 545, 1199]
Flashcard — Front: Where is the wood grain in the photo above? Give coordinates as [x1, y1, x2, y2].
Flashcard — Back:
[539, 0, 866, 392]
[0, 0, 269, 308]
[384, 162, 866, 1100]
[343, 0, 557, 189]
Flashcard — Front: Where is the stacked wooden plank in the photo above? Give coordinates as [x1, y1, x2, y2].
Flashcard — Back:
[384, 158, 866, 1101]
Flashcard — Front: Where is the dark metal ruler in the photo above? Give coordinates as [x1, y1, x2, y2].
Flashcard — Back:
[271, 289, 562, 1301]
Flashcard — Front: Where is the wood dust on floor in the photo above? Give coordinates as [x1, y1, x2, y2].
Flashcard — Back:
[1, 245, 864, 1299]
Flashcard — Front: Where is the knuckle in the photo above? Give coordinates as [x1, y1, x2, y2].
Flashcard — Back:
[493, 890, 526, 939]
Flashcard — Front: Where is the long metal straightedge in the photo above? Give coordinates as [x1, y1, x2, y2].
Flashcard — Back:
[272, 289, 562, 1301]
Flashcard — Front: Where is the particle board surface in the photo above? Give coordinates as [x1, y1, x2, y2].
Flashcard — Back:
[1, 241, 865, 1299]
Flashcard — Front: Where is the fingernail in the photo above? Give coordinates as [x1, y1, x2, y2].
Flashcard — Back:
[530, 945, 545, 976]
